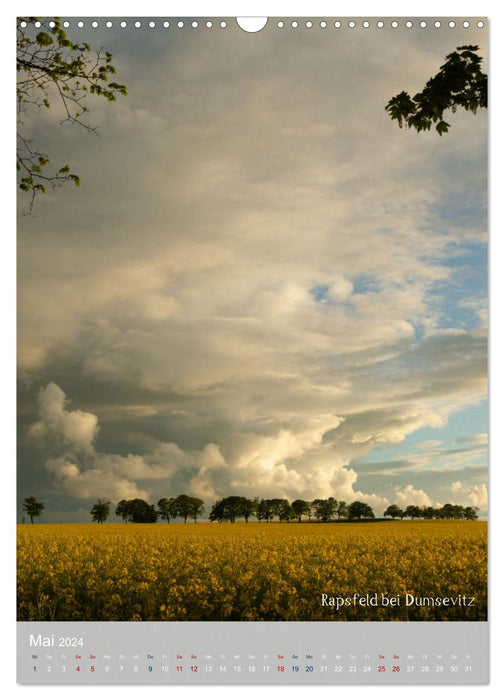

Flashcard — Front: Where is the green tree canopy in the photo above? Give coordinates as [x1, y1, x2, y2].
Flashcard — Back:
[172, 494, 205, 523]
[385, 45, 487, 136]
[256, 498, 274, 523]
[188, 497, 205, 522]
[115, 499, 130, 523]
[90, 498, 111, 523]
[157, 497, 177, 523]
[404, 505, 422, 519]
[291, 499, 311, 522]
[115, 498, 157, 523]
[209, 496, 256, 523]
[348, 501, 375, 520]
[439, 503, 456, 519]
[311, 498, 326, 521]
[172, 494, 193, 522]
[17, 17, 127, 210]
[383, 504, 403, 520]
[421, 506, 436, 519]
[336, 500, 348, 520]
[268, 498, 293, 521]
[311, 497, 338, 522]
[22, 496, 45, 523]
[239, 497, 256, 523]
[463, 506, 479, 521]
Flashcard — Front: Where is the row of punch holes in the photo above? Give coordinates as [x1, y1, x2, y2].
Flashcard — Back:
[21, 19, 486, 31]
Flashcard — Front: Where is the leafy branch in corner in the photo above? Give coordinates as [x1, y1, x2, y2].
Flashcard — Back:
[17, 17, 127, 212]
[385, 45, 487, 136]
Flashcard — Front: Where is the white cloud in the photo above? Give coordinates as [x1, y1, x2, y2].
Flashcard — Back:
[451, 481, 487, 510]
[28, 383, 98, 454]
[394, 484, 432, 508]
[467, 484, 488, 510]
[46, 457, 149, 501]
[29, 384, 229, 502]
[28, 383, 395, 507]
[455, 433, 488, 446]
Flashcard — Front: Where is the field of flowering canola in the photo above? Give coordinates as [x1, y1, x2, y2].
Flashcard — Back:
[17, 520, 486, 621]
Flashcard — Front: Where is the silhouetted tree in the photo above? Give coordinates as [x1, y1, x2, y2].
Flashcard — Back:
[210, 496, 242, 523]
[115, 498, 157, 523]
[464, 506, 479, 520]
[421, 506, 436, 519]
[256, 499, 274, 523]
[90, 498, 111, 523]
[172, 494, 204, 522]
[266, 498, 292, 521]
[348, 501, 375, 520]
[404, 505, 422, 519]
[172, 494, 193, 523]
[291, 499, 311, 522]
[277, 500, 295, 521]
[311, 499, 326, 522]
[157, 497, 177, 523]
[239, 497, 256, 523]
[439, 503, 456, 519]
[210, 496, 257, 523]
[386, 45, 487, 136]
[22, 496, 44, 523]
[452, 504, 466, 520]
[336, 500, 349, 520]
[384, 504, 403, 520]
[209, 499, 225, 522]
[311, 497, 337, 521]
[115, 499, 130, 522]
[189, 497, 205, 522]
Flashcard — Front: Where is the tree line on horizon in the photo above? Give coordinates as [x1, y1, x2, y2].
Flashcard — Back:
[21, 494, 479, 524]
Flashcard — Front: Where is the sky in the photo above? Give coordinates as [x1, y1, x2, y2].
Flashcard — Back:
[16, 17, 488, 522]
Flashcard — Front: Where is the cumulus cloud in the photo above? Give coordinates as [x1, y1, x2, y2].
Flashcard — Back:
[46, 457, 149, 501]
[394, 484, 433, 508]
[467, 484, 488, 510]
[28, 383, 98, 454]
[451, 481, 487, 510]
[28, 383, 391, 508]
[28, 384, 229, 502]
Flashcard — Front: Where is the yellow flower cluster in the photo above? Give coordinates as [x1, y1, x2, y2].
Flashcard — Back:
[17, 520, 487, 621]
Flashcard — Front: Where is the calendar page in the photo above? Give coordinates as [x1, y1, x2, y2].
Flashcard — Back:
[16, 13, 488, 685]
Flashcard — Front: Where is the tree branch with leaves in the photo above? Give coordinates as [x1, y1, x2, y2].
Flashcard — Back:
[17, 17, 127, 211]
[385, 45, 487, 136]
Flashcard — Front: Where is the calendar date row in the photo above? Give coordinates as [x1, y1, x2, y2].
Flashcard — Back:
[32, 662, 473, 674]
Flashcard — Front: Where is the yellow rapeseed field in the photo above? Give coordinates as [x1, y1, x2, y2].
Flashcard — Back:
[17, 520, 486, 622]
